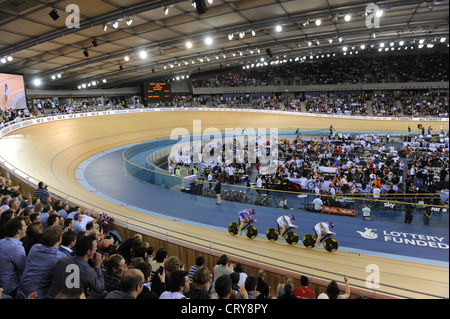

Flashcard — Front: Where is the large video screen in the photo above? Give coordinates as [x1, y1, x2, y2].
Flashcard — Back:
[143, 82, 171, 103]
[0, 73, 27, 110]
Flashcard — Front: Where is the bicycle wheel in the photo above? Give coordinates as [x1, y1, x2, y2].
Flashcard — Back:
[245, 225, 258, 239]
[302, 234, 316, 248]
[285, 231, 299, 245]
[266, 228, 279, 242]
[323, 237, 339, 252]
[228, 222, 239, 235]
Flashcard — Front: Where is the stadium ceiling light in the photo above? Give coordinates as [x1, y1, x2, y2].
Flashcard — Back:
[440, 37, 446, 42]
[186, 41, 193, 49]
[7, 56, 13, 62]
[1, 57, 6, 64]
[315, 19, 322, 26]
[239, 31, 245, 38]
[344, 14, 352, 22]
[204, 37, 213, 45]
[139, 50, 148, 59]
[360, 44, 366, 49]
[124, 55, 130, 61]
[126, 17, 133, 25]
[33, 78, 41, 86]
[252, 30, 256, 36]
[102, 24, 107, 31]
[112, 21, 119, 29]
[275, 25, 282, 32]
[164, 6, 169, 15]
[228, 33, 234, 40]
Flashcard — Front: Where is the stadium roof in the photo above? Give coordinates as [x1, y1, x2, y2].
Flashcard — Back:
[0, 0, 448, 89]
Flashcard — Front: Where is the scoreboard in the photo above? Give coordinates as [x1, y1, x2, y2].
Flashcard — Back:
[143, 82, 171, 103]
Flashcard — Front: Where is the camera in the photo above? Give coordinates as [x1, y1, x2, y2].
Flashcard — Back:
[158, 266, 164, 275]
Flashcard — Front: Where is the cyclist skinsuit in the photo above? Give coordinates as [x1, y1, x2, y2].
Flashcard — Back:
[238, 209, 255, 224]
[314, 222, 334, 243]
[277, 215, 296, 233]
[237, 209, 256, 234]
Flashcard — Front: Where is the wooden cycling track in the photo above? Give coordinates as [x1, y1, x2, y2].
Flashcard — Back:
[0, 110, 448, 299]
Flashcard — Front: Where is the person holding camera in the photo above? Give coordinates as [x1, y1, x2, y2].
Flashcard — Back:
[34, 182, 51, 205]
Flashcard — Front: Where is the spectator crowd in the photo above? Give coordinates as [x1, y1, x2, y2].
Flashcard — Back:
[0, 177, 355, 299]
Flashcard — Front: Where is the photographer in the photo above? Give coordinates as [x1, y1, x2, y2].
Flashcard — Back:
[34, 181, 51, 205]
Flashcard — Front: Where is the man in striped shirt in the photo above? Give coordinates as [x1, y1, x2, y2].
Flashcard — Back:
[34, 182, 51, 204]
[188, 255, 205, 281]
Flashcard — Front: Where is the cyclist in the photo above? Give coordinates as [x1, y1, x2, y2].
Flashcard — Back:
[237, 208, 257, 235]
[276, 215, 298, 238]
[313, 221, 336, 247]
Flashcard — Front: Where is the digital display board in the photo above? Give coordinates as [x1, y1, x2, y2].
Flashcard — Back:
[1, 73, 27, 110]
[143, 82, 171, 103]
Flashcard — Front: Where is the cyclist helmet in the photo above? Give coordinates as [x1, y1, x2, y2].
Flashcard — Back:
[289, 215, 296, 221]
[327, 221, 335, 229]
[250, 209, 256, 215]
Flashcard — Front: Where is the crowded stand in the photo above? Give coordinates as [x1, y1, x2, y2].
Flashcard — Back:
[304, 94, 369, 116]
[192, 51, 449, 87]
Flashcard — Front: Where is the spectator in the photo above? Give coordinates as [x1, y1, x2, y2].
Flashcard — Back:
[45, 213, 60, 229]
[34, 182, 51, 205]
[39, 205, 51, 227]
[134, 261, 160, 299]
[16, 225, 65, 299]
[0, 217, 27, 297]
[103, 254, 128, 292]
[294, 275, 316, 299]
[188, 255, 205, 281]
[317, 276, 350, 299]
[185, 267, 211, 299]
[151, 255, 180, 296]
[276, 274, 293, 297]
[57, 203, 69, 219]
[234, 262, 248, 287]
[150, 247, 166, 281]
[277, 283, 296, 299]
[256, 269, 271, 299]
[105, 269, 145, 299]
[58, 229, 77, 257]
[47, 234, 105, 299]
[21, 221, 43, 255]
[230, 272, 241, 298]
[159, 270, 190, 299]
[214, 274, 233, 299]
[213, 254, 235, 287]
[73, 213, 83, 232]
[244, 275, 260, 299]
